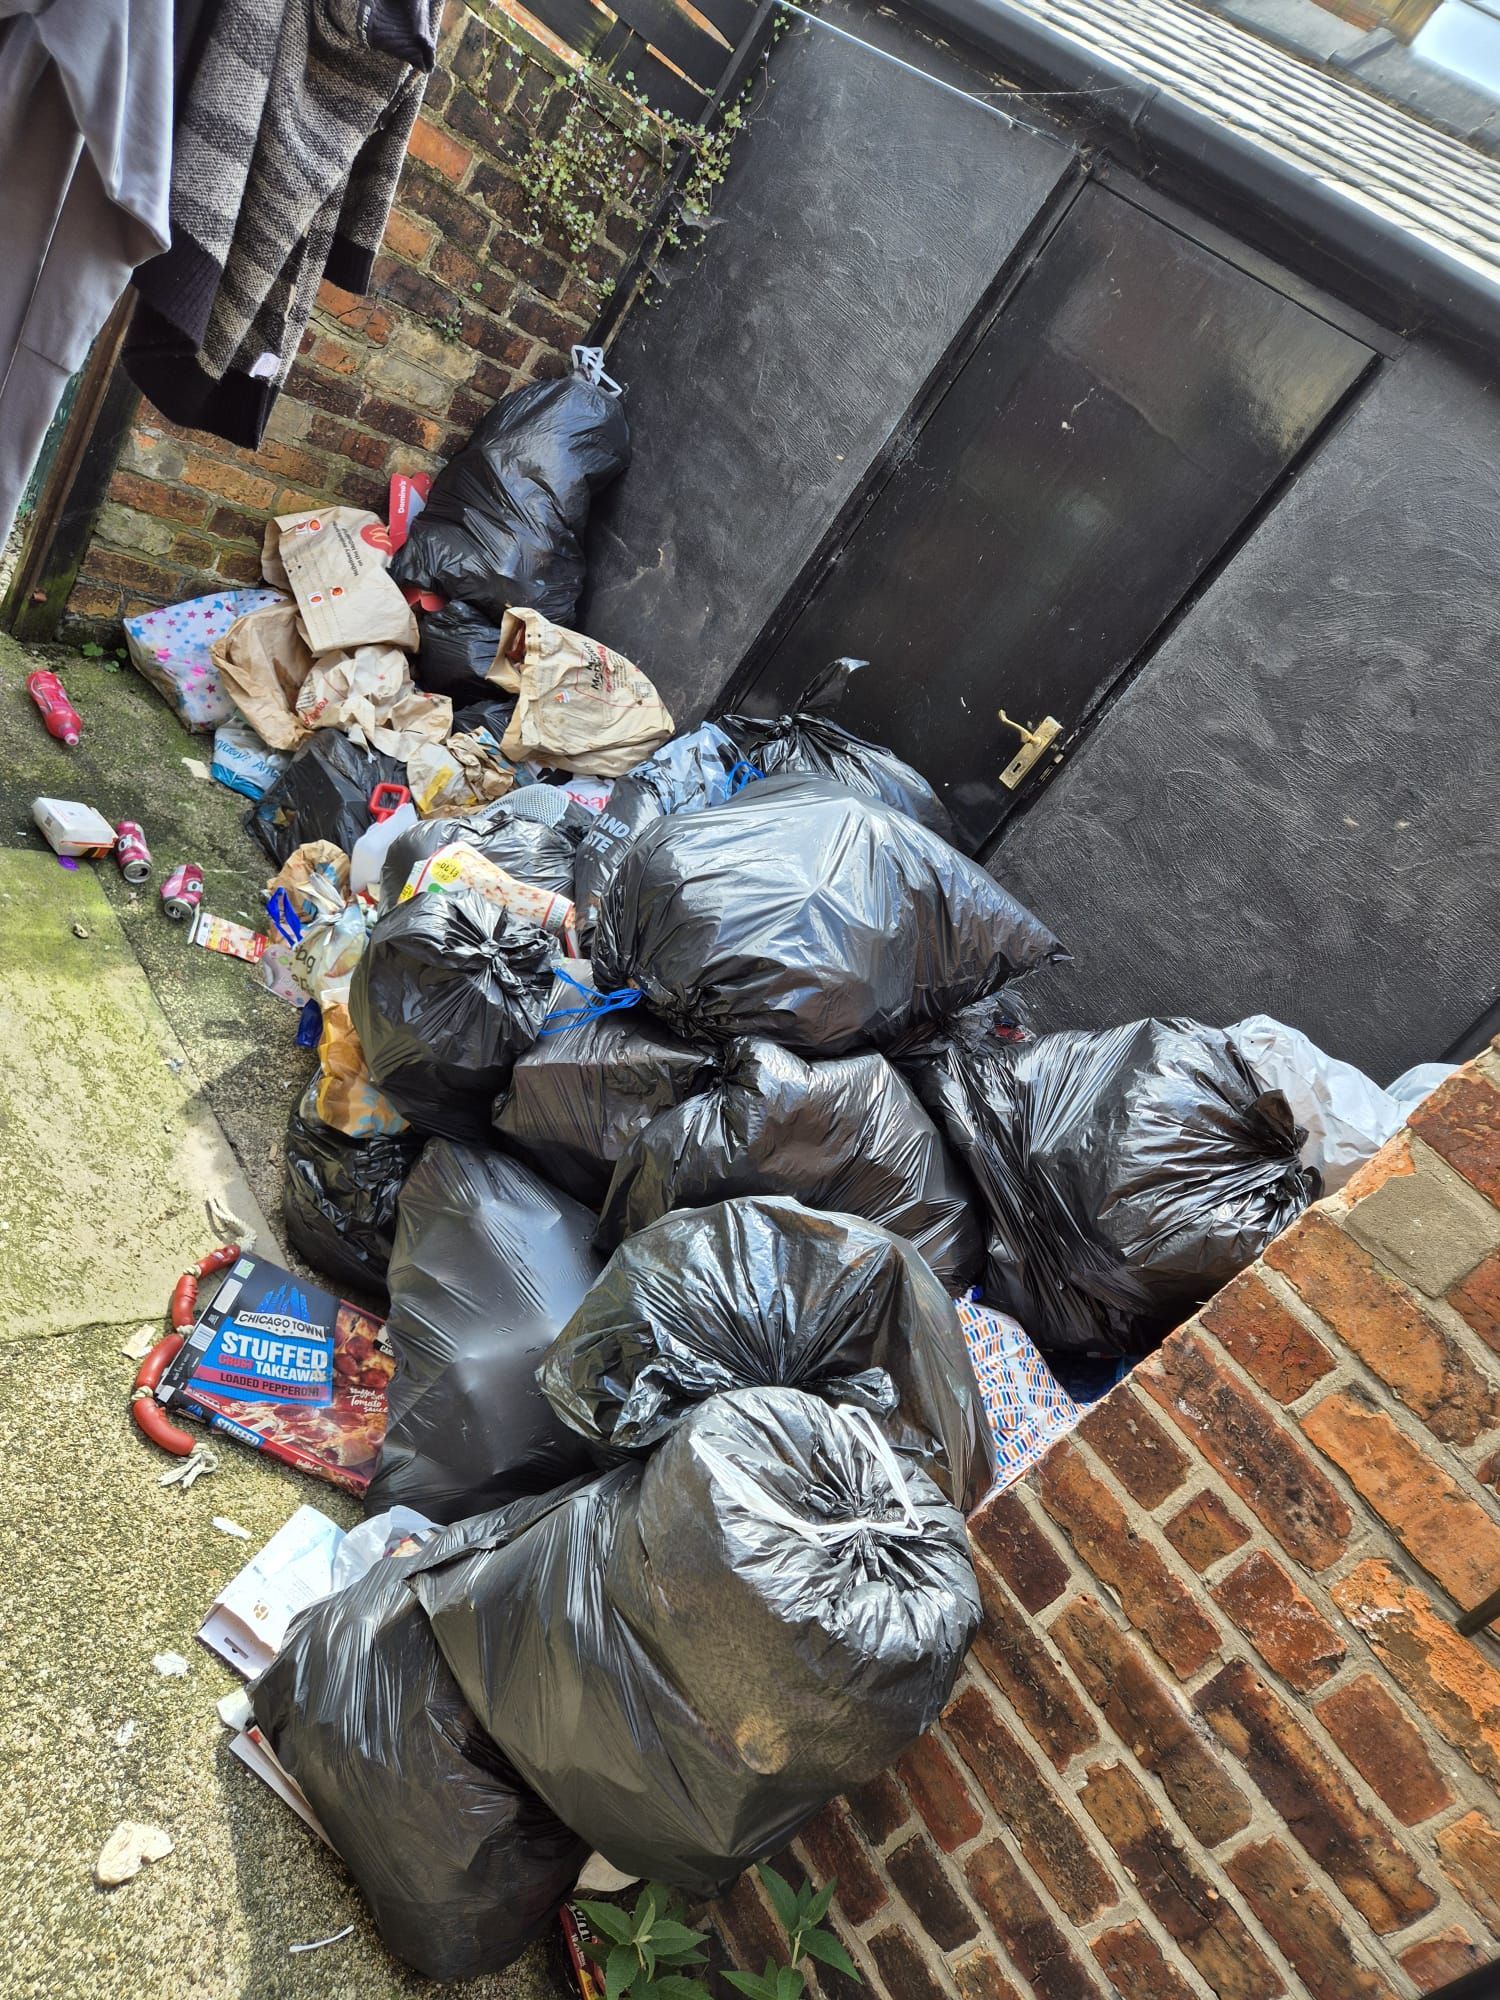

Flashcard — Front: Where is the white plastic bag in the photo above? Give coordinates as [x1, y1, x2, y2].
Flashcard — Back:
[1228, 1015, 1454, 1194]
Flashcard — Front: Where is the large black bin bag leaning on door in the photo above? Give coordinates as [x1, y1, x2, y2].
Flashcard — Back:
[415, 1386, 981, 1894]
[591, 775, 1064, 1054]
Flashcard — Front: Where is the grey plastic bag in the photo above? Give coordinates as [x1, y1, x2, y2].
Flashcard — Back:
[416, 1387, 979, 1893]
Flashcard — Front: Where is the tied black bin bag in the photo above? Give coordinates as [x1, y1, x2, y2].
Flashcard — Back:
[493, 999, 713, 1208]
[351, 889, 556, 1143]
[366, 1139, 600, 1522]
[415, 1387, 980, 1893]
[720, 658, 966, 850]
[539, 1194, 994, 1511]
[246, 731, 405, 868]
[378, 791, 587, 909]
[282, 1097, 422, 1301]
[597, 1039, 983, 1293]
[414, 599, 508, 706]
[572, 721, 744, 933]
[916, 1018, 1317, 1357]
[252, 1488, 590, 1982]
[391, 367, 630, 626]
[591, 775, 1063, 1055]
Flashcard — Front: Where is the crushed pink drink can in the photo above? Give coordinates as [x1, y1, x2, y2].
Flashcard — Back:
[114, 821, 151, 886]
[160, 861, 204, 922]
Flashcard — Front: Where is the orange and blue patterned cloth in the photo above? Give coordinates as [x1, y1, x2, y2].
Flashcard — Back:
[957, 1295, 1086, 1493]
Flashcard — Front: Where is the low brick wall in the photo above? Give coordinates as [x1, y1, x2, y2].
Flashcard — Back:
[65, 0, 669, 629]
[719, 1050, 1500, 1998]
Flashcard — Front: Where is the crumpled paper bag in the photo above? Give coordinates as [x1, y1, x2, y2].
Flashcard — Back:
[215, 607, 452, 760]
[407, 728, 517, 816]
[492, 608, 673, 778]
[273, 506, 418, 653]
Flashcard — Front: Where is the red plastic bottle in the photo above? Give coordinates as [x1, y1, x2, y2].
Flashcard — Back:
[26, 670, 82, 747]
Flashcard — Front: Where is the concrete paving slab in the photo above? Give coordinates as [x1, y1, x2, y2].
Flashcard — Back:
[0, 849, 278, 1341]
[0, 1322, 562, 2000]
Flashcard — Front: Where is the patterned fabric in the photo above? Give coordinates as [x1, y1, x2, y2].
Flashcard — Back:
[124, 587, 288, 732]
[956, 1296, 1085, 1493]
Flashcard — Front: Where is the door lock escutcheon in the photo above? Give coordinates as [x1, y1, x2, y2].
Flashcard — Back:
[997, 709, 1061, 790]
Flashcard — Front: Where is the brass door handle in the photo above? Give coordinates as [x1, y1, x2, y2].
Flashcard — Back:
[997, 709, 1061, 790]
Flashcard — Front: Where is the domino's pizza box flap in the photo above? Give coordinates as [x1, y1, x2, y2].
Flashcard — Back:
[158, 1253, 392, 1494]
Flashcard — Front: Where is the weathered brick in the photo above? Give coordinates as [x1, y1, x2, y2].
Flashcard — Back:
[179, 453, 278, 511]
[315, 279, 394, 341]
[1163, 1489, 1253, 1572]
[1090, 1923, 1199, 2000]
[952, 1951, 1020, 2000]
[944, 1684, 1116, 1922]
[370, 252, 454, 321]
[845, 1769, 910, 1845]
[401, 170, 494, 251]
[96, 501, 175, 557]
[305, 334, 360, 376]
[283, 362, 364, 420]
[606, 206, 646, 252]
[508, 288, 583, 343]
[1210, 1550, 1346, 1690]
[471, 354, 529, 399]
[715, 1870, 786, 1974]
[1449, 1248, 1500, 1356]
[1138, 1333, 1352, 1570]
[1199, 1270, 1335, 1403]
[445, 86, 518, 160]
[1076, 1388, 1190, 1506]
[1224, 1838, 1386, 2000]
[168, 531, 218, 568]
[867, 1928, 952, 2000]
[897, 1733, 981, 1852]
[1331, 1559, 1500, 1787]
[1050, 1596, 1251, 1847]
[1398, 1926, 1487, 1990]
[445, 384, 492, 434]
[1436, 1811, 1500, 1933]
[797, 1803, 887, 1925]
[459, 312, 535, 368]
[254, 437, 334, 489]
[1194, 1659, 1438, 1932]
[208, 506, 267, 546]
[1035, 1443, 1221, 1678]
[886, 1835, 979, 1952]
[449, 11, 489, 81]
[335, 426, 390, 473]
[962, 1842, 1105, 2000]
[478, 165, 542, 235]
[969, 1557, 1097, 1769]
[213, 546, 265, 584]
[407, 114, 474, 181]
[1078, 1762, 1281, 2000]
[85, 546, 185, 591]
[969, 1491, 1071, 1612]
[66, 581, 123, 618]
[1342, 1129, 1415, 1203]
[1409, 1070, 1500, 1203]
[358, 394, 445, 453]
[1314, 1673, 1452, 1825]
[1302, 1387, 1500, 1605]
[1265, 1211, 1499, 1444]
[105, 469, 208, 527]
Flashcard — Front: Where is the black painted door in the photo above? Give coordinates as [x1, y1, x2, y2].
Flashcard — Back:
[739, 182, 1374, 850]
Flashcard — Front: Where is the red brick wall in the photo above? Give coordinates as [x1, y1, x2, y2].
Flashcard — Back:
[65, 2, 667, 629]
[718, 1049, 1500, 1998]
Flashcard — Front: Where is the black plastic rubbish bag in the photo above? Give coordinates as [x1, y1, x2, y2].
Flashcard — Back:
[378, 791, 587, 909]
[351, 889, 556, 1142]
[572, 721, 744, 933]
[366, 1140, 601, 1522]
[597, 1040, 983, 1292]
[492, 998, 713, 1207]
[415, 599, 509, 706]
[282, 1095, 422, 1300]
[720, 658, 965, 848]
[246, 731, 405, 868]
[914, 1018, 1317, 1357]
[252, 1489, 589, 1982]
[391, 369, 630, 626]
[450, 692, 519, 741]
[539, 1194, 993, 1510]
[591, 775, 1063, 1054]
[416, 1386, 980, 1893]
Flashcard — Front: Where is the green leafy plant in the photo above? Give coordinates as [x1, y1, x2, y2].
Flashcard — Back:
[576, 1866, 858, 2000]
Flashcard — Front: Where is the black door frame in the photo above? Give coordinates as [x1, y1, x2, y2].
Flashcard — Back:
[721, 159, 1399, 857]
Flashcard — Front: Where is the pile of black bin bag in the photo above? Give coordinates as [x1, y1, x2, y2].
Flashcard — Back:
[250, 387, 1318, 1987]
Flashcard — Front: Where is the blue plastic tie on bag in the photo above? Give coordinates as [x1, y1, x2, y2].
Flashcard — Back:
[296, 999, 323, 1049]
[725, 760, 763, 796]
[538, 969, 643, 1037]
[267, 887, 303, 948]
